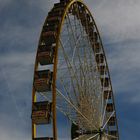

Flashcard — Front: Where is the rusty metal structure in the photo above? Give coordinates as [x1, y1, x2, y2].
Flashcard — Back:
[31, 0, 119, 140]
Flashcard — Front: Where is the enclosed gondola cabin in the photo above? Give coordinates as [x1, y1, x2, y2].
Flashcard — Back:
[32, 101, 52, 125]
[96, 53, 104, 64]
[101, 77, 109, 87]
[108, 116, 116, 126]
[109, 130, 118, 140]
[104, 90, 112, 99]
[71, 123, 80, 139]
[93, 43, 101, 53]
[98, 65, 107, 75]
[34, 70, 53, 92]
[41, 31, 56, 47]
[106, 103, 114, 112]
[37, 44, 54, 65]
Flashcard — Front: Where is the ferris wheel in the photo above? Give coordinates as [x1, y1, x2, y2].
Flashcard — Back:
[31, 0, 119, 140]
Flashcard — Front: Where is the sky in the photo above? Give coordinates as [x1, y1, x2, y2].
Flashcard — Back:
[0, 0, 140, 139]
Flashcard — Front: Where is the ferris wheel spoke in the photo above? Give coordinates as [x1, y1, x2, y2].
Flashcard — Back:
[101, 88, 112, 126]
[73, 133, 99, 140]
[104, 133, 118, 139]
[86, 133, 99, 140]
[102, 110, 115, 129]
[97, 135, 100, 140]
[73, 135, 87, 140]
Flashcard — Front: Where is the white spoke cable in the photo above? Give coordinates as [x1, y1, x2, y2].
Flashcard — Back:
[73, 135, 86, 140]
[101, 90, 111, 126]
[102, 111, 115, 129]
[73, 133, 99, 140]
[97, 135, 100, 140]
[104, 133, 118, 139]
[86, 133, 99, 140]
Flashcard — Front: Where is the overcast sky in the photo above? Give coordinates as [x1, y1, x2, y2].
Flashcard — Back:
[0, 0, 140, 140]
